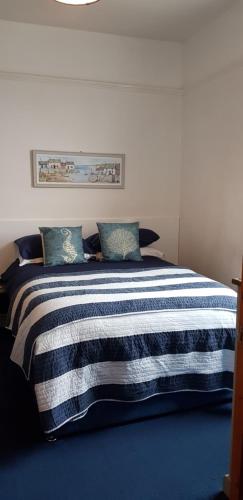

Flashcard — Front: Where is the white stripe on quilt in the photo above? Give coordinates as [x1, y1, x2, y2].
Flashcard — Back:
[9, 268, 195, 328]
[17, 276, 212, 327]
[33, 308, 237, 356]
[35, 349, 235, 412]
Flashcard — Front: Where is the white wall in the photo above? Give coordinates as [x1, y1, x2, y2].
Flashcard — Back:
[183, 0, 243, 88]
[0, 20, 182, 270]
[180, 0, 243, 286]
[0, 20, 182, 88]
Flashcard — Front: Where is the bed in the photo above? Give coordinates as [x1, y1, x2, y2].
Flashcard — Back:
[2, 256, 237, 438]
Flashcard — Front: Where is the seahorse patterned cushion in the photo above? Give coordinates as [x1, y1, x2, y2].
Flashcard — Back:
[97, 222, 142, 261]
[39, 226, 87, 266]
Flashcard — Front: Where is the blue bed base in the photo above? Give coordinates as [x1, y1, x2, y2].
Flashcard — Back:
[52, 390, 232, 438]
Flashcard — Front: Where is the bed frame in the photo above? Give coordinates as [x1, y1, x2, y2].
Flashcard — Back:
[2, 220, 234, 444]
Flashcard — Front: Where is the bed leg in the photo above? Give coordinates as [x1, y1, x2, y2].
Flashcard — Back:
[45, 434, 57, 443]
[223, 474, 230, 498]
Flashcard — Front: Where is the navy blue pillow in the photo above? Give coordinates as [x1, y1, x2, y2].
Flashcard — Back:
[86, 233, 101, 253]
[139, 228, 160, 247]
[15, 234, 92, 260]
[86, 228, 160, 254]
[15, 234, 43, 260]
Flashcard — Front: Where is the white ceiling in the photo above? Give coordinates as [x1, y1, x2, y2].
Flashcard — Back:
[0, 0, 235, 42]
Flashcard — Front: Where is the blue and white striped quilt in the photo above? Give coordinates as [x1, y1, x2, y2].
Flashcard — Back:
[9, 266, 237, 434]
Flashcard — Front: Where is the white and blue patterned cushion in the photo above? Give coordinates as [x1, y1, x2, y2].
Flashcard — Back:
[97, 222, 142, 261]
[39, 226, 87, 266]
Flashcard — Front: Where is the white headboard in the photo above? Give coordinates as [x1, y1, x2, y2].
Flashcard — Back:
[0, 216, 179, 274]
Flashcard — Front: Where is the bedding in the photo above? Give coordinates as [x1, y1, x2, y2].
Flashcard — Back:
[2, 257, 168, 297]
[7, 260, 236, 435]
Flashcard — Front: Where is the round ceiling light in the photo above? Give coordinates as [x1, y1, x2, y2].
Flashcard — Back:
[55, 0, 100, 4]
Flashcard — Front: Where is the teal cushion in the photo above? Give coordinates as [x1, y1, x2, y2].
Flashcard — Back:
[97, 222, 142, 261]
[39, 226, 87, 266]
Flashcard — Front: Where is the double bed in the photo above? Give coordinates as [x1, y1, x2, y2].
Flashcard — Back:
[2, 255, 237, 438]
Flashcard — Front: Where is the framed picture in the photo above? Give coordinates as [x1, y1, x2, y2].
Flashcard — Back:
[32, 150, 125, 188]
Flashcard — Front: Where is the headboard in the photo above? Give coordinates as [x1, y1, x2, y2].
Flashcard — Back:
[0, 216, 179, 274]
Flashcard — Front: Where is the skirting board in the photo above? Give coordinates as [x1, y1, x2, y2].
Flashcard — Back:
[0, 216, 179, 274]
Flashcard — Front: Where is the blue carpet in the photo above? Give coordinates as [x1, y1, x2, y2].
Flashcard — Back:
[0, 330, 230, 500]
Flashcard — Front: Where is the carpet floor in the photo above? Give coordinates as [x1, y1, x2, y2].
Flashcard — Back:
[0, 330, 230, 500]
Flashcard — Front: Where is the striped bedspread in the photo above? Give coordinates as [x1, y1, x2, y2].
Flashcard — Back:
[9, 266, 237, 434]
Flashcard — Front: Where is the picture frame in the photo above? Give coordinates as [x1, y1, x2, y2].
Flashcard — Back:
[32, 150, 125, 188]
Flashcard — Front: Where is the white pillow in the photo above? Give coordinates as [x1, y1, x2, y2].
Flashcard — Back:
[140, 247, 165, 260]
[18, 253, 94, 266]
[19, 256, 43, 267]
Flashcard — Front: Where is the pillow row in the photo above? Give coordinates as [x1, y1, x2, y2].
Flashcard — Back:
[15, 224, 160, 267]
[40, 223, 142, 266]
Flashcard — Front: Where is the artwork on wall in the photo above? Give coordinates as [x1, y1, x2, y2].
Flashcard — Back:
[32, 150, 125, 188]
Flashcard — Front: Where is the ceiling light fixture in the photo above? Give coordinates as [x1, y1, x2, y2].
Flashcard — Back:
[55, 0, 100, 5]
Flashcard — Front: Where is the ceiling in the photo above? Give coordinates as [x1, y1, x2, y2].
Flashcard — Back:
[0, 0, 235, 42]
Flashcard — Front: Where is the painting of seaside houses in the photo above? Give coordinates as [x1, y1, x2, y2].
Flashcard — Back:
[32, 151, 125, 188]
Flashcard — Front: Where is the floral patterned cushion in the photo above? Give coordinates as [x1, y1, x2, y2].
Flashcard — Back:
[39, 226, 87, 266]
[97, 222, 142, 261]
